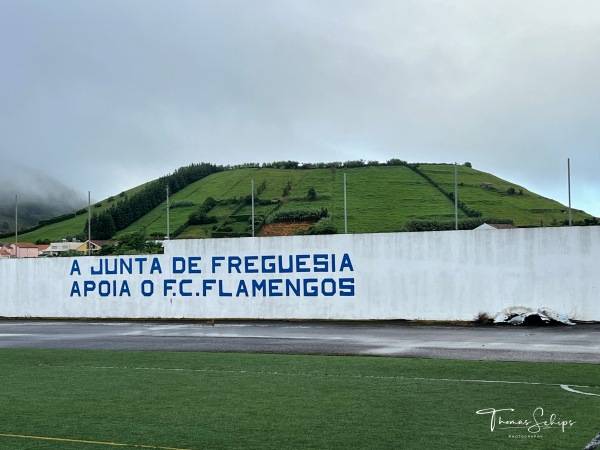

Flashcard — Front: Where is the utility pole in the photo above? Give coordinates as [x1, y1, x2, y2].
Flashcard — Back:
[166, 185, 170, 240]
[88, 191, 91, 255]
[14, 194, 18, 257]
[251, 179, 255, 237]
[454, 163, 458, 230]
[344, 173, 348, 233]
[568, 158, 572, 226]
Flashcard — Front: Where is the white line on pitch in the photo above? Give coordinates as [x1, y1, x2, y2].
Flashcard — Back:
[36, 363, 600, 392]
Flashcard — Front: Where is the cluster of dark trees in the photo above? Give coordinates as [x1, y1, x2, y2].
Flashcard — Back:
[84, 163, 222, 239]
[228, 159, 416, 170]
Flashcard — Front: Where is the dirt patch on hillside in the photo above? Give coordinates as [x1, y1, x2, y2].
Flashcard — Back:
[259, 222, 312, 237]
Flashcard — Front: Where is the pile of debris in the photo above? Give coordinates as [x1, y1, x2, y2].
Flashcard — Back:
[493, 306, 575, 326]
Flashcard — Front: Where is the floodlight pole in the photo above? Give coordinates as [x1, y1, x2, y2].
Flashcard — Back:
[344, 173, 348, 234]
[251, 179, 255, 237]
[14, 194, 18, 257]
[454, 163, 458, 230]
[88, 191, 91, 255]
[567, 158, 572, 226]
[166, 185, 170, 240]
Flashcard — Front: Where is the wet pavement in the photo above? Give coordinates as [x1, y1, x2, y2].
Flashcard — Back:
[0, 320, 598, 363]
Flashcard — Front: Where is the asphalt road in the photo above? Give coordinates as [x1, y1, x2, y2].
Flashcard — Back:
[0, 320, 598, 363]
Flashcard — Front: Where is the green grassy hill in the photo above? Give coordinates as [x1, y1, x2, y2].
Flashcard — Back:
[418, 164, 588, 226]
[9, 162, 594, 243]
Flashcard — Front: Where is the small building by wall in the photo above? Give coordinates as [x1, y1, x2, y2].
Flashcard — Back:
[47, 241, 83, 256]
[474, 223, 518, 230]
[75, 240, 113, 254]
[10, 243, 40, 258]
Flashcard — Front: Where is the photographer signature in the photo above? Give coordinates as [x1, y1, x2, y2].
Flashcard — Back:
[476, 407, 575, 433]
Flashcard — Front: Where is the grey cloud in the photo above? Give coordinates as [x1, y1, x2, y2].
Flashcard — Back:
[1, 0, 598, 216]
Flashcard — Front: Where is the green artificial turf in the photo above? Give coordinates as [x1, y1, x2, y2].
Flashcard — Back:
[0, 349, 597, 449]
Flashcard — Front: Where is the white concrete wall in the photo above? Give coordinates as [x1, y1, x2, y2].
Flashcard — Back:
[1, 227, 598, 321]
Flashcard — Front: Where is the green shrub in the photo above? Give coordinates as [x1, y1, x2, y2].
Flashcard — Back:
[187, 197, 218, 223]
[38, 212, 78, 226]
[282, 180, 293, 197]
[258, 199, 278, 206]
[256, 180, 267, 195]
[302, 218, 337, 235]
[343, 160, 366, 168]
[171, 200, 196, 208]
[273, 208, 329, 223]
[403, 217, 513, 232]
[188, 211, 217, 225]
[386, 158, 408, 166]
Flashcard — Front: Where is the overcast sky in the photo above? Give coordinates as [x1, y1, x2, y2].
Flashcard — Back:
[1, 0, 599, 216]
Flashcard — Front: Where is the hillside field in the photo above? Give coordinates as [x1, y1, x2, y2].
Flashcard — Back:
[10, 163, 593, 243]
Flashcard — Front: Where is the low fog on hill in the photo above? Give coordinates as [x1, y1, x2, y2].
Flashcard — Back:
[0, 162, 86, 232]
